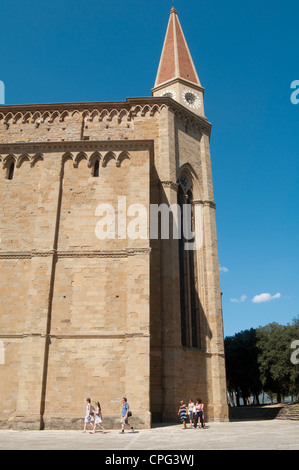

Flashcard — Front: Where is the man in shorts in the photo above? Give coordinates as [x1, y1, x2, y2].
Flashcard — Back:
[120, 397, 134, 433]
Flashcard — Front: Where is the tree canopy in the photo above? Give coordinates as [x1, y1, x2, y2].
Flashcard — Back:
[225, 316, 299, 405]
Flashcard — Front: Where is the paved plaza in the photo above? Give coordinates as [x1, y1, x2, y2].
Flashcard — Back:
[0, 420, 298, 450]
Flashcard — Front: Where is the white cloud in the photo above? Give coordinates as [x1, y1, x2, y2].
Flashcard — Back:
[230, 294, 247, 303]
[252, 292, 281, 303]
[219, 266, 229, 273]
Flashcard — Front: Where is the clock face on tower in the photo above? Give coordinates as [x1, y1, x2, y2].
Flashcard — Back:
[182, 89, 201, 109]
[161, 89, 176, 100]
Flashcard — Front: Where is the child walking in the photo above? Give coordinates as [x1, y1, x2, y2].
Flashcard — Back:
[178, 400, 188, 429]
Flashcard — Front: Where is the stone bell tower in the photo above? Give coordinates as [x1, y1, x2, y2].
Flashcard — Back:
[150, 7, 228, 422]
[152, 6, 205, 117]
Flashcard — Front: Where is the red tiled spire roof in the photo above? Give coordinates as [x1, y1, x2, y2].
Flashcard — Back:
[154, 7, 201, 88]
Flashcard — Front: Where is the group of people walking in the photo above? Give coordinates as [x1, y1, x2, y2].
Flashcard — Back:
[178, 398, 205, 429]
[84, 396, 204, 434]
[83, 398, 107, 434]
[83, 397, 134, 434]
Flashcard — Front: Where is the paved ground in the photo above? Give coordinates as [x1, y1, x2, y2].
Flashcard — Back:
[0, 420, 298, 450]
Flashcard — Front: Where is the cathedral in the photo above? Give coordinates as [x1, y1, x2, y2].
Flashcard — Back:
[0, 7, 228, 429]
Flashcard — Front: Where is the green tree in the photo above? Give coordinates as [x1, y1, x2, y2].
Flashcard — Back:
[256, 317, 299, 402]
[225, 316, 299, 405]
[289, 316, 299, 399]
[225, 328, 262, 405]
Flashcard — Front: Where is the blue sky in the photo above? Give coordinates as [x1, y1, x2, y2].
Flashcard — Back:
[1, 0, 298, 337]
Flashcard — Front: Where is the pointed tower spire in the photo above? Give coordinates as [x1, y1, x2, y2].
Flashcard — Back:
[152, 7, 205, 117]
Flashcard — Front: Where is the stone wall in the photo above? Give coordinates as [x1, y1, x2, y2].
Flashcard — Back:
[0, 98, 228, 428]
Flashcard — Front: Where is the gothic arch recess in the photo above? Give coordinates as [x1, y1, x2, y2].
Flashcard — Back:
[177, 163, 202, 348]
[1, 153, 45, 178]
[177, 163, 201, 200]
[102, 151, 116, 168]
[73, 152, 88, 168]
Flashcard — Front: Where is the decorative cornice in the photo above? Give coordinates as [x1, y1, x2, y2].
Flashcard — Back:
[49, 332, 150, 340]
[0, 139, 154, 169]
[57, 248, 151, 258]
[0, 139, 154, 154]
[0, 332, 150, 340]
[0, 97, 211, 135]
[159, 184, 216, 207]
[152, 77, 205, 96]
[193, 199, 216, 209]
[0, 248, 151, 259]
[160, 180, 179, 192]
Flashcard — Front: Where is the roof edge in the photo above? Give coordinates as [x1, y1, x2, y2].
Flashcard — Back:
[0, 97, 211, 134]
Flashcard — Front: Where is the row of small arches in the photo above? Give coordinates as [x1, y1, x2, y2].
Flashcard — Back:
[63, 150, 131, 168]
[0, 153, 43, 169]
[1, 150, 131, 180]
[1, 153, 43, 179]
[0, 104, 166, 125]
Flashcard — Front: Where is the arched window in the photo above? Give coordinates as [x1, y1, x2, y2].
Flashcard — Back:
[93, 159, 99, 177]
[187, 190, 199, 348]
[178, 186, 188, 347]
[178, 186, 200, 348]
[8, 161, 15, 180]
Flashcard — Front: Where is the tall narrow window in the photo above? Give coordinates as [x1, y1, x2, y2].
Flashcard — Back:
[187, 190, 199, 347]
[93, 159, 99, 177]
[178, 185, 200, 348]
[178, 186, 188, 347]
[8, 162, 15, 180]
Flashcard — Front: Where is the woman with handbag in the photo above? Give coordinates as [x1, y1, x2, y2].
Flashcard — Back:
[91, 401, 107, 434]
